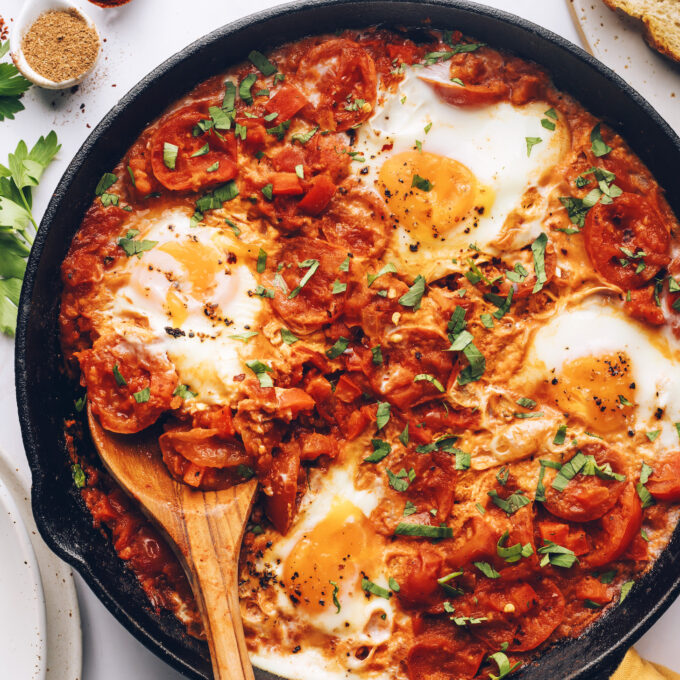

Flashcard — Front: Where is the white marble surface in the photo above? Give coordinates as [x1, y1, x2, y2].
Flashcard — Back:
[0, 0, 678, 677]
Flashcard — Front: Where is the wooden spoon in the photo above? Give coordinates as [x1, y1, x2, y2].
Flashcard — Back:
[88, 406, 257, 680]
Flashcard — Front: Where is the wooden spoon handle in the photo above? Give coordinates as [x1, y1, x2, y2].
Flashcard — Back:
[181, 483, 257, 680]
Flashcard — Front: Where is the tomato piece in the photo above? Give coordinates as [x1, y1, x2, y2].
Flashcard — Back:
[586, 483, 642, 567]
[646, 452, 680, 501]
[192, 406, 235, 438]
[149, 106, 237, 191]
[583, 193, 670, 289]
[298, 432, 338, 460]
[236, 118, 266, 154]
[159, 428, 251, 490]
[370, 327, 454, 410]
[625, 286, 665, 326]
[265, 237, 349, 334]
[159, 428, 249, 468]
[263, 446, 300, 534]
[264, 84, 308, 121]
[397, 548, 443, 605]
[320, 183, 389, 257]
[297, 38, 377, 131]
[542, 444, 627, 522]
[270, 172, 304, 196]
[574, 576, 611, 605]
[407, 633, 484, 680]
[424, 77, 509, 107]
[298, 174, 337, 215]
[77, 334, 179, 434]
[334, 374, 363, 403]
[510, 579, 565, 651]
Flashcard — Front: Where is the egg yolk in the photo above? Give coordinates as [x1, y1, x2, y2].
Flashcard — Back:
[282, 499, 377, 615]
[378, 150, 490, 245]
[539, 353, 636, 434]
[156, 240, 225, 326]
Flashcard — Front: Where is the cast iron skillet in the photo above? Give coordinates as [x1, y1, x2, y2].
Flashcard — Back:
[15, 0, 680, 678]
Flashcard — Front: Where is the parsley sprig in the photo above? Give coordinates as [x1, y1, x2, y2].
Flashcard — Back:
[0, 41, 32, 122]
[0, 131, 60, 335]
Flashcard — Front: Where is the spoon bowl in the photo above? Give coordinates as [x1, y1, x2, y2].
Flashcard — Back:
[10, 0, 100, 90]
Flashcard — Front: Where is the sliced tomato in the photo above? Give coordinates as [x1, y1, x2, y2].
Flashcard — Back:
[320, 183, 389, 258]
[298, 174, 336, 215]
[296, 38, 377, 131]
[77, 334, 179, 434]
[334, 374, 363, 403]
[510, 579, 565, 652]
[583, 193, 670, 289]
[542, 444, 627, 522]
[407, 633, 484, 680]
[265, 237, 349, 334]
[646, 452, 680, 501]
[149, 106, 237, 191]
[585, 483, 642, 567]
[264, 84, 308, 121]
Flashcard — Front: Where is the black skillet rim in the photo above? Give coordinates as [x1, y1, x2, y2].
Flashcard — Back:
[15, 1, 680, 678]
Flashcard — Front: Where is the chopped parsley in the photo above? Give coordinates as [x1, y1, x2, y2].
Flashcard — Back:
[412, 174, 433, 192]
[414, 373, 445, 392]
[248, 50, 277, 76]
[538, 540, 579, 568]
[326, 336, 349, 359]
[71, 463, 86, 489]
[394, 523, 453, 539]
[117, 229, 158, 258]
[173, 384, 197, 399]
[398, 275, 426, 309]
[531, 232, 548, 293]
[487, 489, 530, 515]
[289, 259, 320, 298]
[526, 136, 542, 156]
[591, 123, 613, 157]
[367, 262, 397, 287]
[329, 580, 341, 612]
[256, 248, 267, 273]
[361, 578, 392, 599]
[364, 439, 391, 463]
[133, 387, 150, 403]
[376, 401, 391, 430]
[371, 345, 383, 365]
[474, 561, 500, 579]
[245, 359, 273, 387]
[112, 364, 127, 387]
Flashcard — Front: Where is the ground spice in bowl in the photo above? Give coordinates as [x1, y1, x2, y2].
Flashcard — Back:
[21, 9, 99, 83]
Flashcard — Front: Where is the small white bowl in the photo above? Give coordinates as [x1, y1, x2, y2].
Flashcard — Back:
[10, 0, 100, 90]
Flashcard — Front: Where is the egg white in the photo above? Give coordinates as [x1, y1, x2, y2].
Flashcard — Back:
[107, 206, 264, 405]
[353, 67, 568, 278]
[525, 295, 680, 448]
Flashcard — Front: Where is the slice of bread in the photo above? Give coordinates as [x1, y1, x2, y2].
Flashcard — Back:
[602, 0, 680, 63]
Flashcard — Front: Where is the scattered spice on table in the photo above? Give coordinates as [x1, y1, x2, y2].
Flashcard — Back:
[21, 9, 99, 83]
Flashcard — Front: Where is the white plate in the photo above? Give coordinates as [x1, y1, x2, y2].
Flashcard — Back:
[0, 449, 82, 680]
[0, 475, 47, 680]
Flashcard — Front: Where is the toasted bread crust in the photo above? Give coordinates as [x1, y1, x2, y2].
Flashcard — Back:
[602, 0, 680, 62]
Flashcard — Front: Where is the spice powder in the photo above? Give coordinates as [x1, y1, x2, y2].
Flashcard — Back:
[22, 9, 99, 83]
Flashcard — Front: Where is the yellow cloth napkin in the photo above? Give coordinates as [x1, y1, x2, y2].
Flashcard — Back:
[612, 649, 680, 680]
